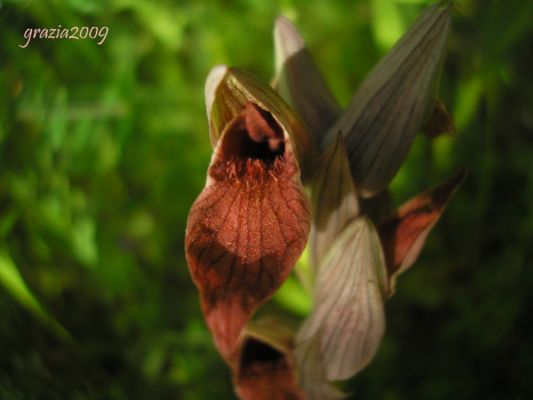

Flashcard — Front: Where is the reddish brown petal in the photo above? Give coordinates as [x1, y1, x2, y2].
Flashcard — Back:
[236, 344, 305, 400]
[205, 66, 318, 182]
[235, 319, 305, 400]
[185, 103, 311, 361]
[379, 169, 466, 294]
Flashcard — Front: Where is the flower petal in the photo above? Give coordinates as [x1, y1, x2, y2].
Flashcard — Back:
[379, 169, 466, 295]
[235, 317, 305, 400]
[297, 216, 387, 380]
[273, 17, 341, 145]
[294, 335, 345, 400]
[310, 133, 359, 269]
[327, 3, 452, 196]
[205, 66, 317, 182]
[185, 102, 311, 360]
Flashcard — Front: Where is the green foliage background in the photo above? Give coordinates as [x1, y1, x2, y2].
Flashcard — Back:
[1, 0, 532, 398]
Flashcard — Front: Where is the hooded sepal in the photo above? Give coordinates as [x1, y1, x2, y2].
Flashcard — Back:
[273, 16, 341, 146]
[297, 216, 387, 381]
[294, 335, 346, 400]
[204, 65, 317, 182]
[309, 133, 359, 270]
[326, 3, 452, 196]
[379, 169, 466, 295]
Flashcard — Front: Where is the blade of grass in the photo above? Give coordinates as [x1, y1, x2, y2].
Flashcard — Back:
[0, 249, 71, 341]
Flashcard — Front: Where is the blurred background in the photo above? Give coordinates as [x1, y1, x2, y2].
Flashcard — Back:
[1, 0, 532, 398]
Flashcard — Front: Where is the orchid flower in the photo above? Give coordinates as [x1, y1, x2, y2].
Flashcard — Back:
[185, 2, 465, 399]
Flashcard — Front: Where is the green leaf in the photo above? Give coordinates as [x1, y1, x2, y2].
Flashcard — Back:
[0, 249, 71, 340]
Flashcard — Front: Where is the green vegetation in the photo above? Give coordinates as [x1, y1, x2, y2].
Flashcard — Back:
[1, 0, 532, 398]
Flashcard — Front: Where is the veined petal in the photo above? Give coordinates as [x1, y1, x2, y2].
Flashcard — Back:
[294, 336, 345, 400]
[327, 3, 452, 196]
[273, 17, 341, 145]
[185, 101, 311, 361]
[297, 216, 387, 380]
[310, 134, 359, 269]
[205, 66, 317, 182]
[379, 169, 466, 295]
[235, 317, 304, 400]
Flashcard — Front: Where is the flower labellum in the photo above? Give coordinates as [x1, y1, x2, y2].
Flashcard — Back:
[235, 318, 305, 399]
[205, 66, 317, 181]
[185, 66, 312, 362]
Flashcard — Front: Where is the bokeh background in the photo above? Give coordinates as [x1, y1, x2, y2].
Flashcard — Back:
[1, 0, 532, 398]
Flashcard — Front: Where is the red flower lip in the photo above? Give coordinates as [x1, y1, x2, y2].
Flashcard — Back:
[185, 98, 311, 361]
